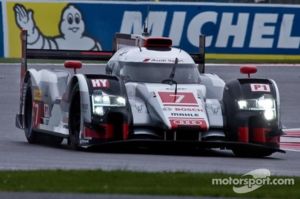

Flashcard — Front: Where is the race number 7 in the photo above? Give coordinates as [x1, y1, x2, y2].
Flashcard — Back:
[158, 92, 197, 104]
[169, 94, 185, 103]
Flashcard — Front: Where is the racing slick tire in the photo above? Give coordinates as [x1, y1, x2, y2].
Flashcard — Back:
[24, 79, 64, 145]
[24, 79, 40, 143]
[68, 83, 82, 150]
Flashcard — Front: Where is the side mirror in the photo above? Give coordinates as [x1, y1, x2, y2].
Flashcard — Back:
[240, 65, 257, 78]
[64, 60, 82, 73]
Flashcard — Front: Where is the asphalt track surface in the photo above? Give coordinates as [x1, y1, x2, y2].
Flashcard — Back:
[0, 63, 300, 177]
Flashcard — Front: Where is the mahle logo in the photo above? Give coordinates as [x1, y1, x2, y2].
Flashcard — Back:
[212, 168, 295, 194]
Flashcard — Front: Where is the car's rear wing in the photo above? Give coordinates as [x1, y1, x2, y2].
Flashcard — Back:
[20, 30, 206, 81]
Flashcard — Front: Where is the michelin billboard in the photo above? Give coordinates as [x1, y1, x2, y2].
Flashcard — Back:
[4, 1, 300, 59]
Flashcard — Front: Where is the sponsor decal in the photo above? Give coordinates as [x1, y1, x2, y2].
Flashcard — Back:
[7, 2, 102, 57]
[171, 112, 199, 117]
[164, 107, 202, 112]
[174, 107, 203, 112]
[121, 6, 300, 56]
[143, 58, 183, 63]
[91, 79, 110, 88]
[33, 88, 42, 101]
[158, 92, 197, 106]
[44, 104, 49, 118]
[169, 118, 207, 129]
[250, 84, 271, 92]
[7, 2, 300, 58]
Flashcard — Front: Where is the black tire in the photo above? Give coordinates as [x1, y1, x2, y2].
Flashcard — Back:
[43, 135, 64, 146]
[232, 149, 273, 158]
[68, 83, 81, 150]
[24, 80, 40, 143]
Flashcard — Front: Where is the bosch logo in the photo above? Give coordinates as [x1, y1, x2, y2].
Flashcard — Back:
[174, 107, 203, 112]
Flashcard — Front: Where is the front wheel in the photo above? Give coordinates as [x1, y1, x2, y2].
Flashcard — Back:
[24, 80, 40, 143]
[68, 84, 82, 150]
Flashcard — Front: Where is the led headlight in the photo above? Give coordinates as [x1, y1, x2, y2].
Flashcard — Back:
[93, 106, 104, 116]
[237, 96, 276, 121]
[238, 100, 247, 109]
[116, 96, 126, 106]
[92, 94, 126, 116]
[264, 110, 275, 121]
[257, 98, 274, 109]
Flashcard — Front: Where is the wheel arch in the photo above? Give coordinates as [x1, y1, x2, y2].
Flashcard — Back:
[222, 78, 282, 143]
[66, 74, 92, 123]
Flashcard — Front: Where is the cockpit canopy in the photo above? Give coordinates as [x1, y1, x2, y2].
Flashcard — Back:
[118, 62, 201, 84]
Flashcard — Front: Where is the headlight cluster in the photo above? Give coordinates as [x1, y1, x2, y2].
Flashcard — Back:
[92, 94, 126, 116]
[237, 97, 276, 121]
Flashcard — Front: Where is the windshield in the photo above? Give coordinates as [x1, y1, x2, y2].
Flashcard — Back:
[120, 62, 201, 84]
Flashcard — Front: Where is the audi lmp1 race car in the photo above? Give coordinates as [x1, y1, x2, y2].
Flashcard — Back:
[15, 30, 284, 157]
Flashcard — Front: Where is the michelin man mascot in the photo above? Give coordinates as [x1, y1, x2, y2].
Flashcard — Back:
[14, 4, 102, 50]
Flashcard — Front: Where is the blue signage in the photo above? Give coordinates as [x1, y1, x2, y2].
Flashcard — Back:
[75, 2, 300, 55]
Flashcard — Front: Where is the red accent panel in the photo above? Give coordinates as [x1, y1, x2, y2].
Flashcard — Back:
[240, 65, 257, 75]
[267, 135, 280, 144]
[253, 128, 267, 143]
[238, 127, 249, 143]
[81, 51, 113, 56]
[123, 123, 129, 140]
[83, 124, 114, 140]
[158, 92, 197, 105]
[163, 104, 199, 107]
[104, 124, 114, 140]
[83, 127, 101, 139]
[64, 60, 82, 69]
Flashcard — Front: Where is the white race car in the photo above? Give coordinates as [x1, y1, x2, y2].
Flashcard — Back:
[16, 31, 284, 157]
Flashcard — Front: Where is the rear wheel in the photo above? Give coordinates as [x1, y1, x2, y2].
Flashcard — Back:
[24, 79, 64, 145]
[24, 80, 39, 143]
[68, 84, 82, 150]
